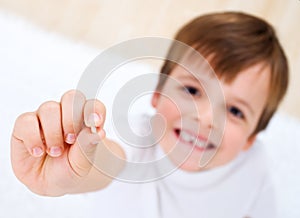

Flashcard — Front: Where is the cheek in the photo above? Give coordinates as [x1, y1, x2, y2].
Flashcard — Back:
[154, 98, 181, 155]
[220, 124, 249, 158]
[156, 97, 181, 124]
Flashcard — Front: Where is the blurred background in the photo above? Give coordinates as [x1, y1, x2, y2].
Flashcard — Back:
[0, 0, 299, 119]
[0, 1, 300, 217]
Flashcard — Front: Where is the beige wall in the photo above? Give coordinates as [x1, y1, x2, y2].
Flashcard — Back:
[1, 0, 299, 119]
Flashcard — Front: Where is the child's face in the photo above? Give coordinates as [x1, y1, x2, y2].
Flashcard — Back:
[151, 62, 270, 171]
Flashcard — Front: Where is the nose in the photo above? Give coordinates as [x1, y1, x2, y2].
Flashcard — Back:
[194, 99, 214, 130]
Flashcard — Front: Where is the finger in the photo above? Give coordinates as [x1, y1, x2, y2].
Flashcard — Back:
[69, 127, 124, 180]
[61, 90, 86, 144]
[84, 99, 106, 132]
[37, 101, 64, 157]
[12, 112, 45, 157]
[68, 127, 102, 177]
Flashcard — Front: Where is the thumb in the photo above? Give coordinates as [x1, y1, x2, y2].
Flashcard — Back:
[68, 128, 104, 177]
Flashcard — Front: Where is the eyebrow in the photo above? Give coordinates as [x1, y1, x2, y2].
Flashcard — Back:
[176, 74, 203, 83]
[176, 75, 206, 89]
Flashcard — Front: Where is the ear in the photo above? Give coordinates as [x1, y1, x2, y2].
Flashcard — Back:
[242, 135, 257, 151]
[151, 92, 160, 108]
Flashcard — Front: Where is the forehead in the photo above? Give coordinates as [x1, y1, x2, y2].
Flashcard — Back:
[223, 63, 271, 97]
[230, 63, 270, 84]
[168, 53, 271, 87]
[169, 60, 215, 84]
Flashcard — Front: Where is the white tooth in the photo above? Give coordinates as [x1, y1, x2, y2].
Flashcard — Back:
[180, 130, 209, 148]
[180, 131, 193, 143]
[180, 131, 187, 141]
[190, 135, 197, 143]
[196, 140, 205, 148]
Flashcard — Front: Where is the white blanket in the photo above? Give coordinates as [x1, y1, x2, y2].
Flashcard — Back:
[0, 10, 299, 218]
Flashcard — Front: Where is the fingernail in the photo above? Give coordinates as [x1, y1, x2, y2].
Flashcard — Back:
[88, 113, 102, 127]
[49, 146, 62, 157]
[65, 133, 76, 144]
[32, 147, 44, 157]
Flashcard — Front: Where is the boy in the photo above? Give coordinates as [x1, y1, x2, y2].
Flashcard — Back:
[11, 12, 288, 217]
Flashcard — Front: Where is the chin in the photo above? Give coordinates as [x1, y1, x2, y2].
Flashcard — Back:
[169, 154, 211, 172]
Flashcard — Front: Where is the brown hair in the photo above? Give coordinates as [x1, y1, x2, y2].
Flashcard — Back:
[156, 11, 289, 135]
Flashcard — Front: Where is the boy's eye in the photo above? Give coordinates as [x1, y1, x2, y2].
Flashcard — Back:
[228, 106, 244, 119]
[183, 86, 200, 96]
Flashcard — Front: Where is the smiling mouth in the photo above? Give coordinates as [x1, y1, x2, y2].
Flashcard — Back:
[174, 129, 216, 151]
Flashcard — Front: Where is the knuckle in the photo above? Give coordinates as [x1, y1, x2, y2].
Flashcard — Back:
[13, 112, 40, 142]
[62, 89, 86, 103]
[38, 101, 60, 114]
[15, 112, 36, 125]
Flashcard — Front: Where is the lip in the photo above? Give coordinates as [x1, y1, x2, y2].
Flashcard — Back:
[174, 128, 216, 152]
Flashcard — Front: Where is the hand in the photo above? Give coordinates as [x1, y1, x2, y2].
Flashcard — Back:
[11, 90, 124, 196]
